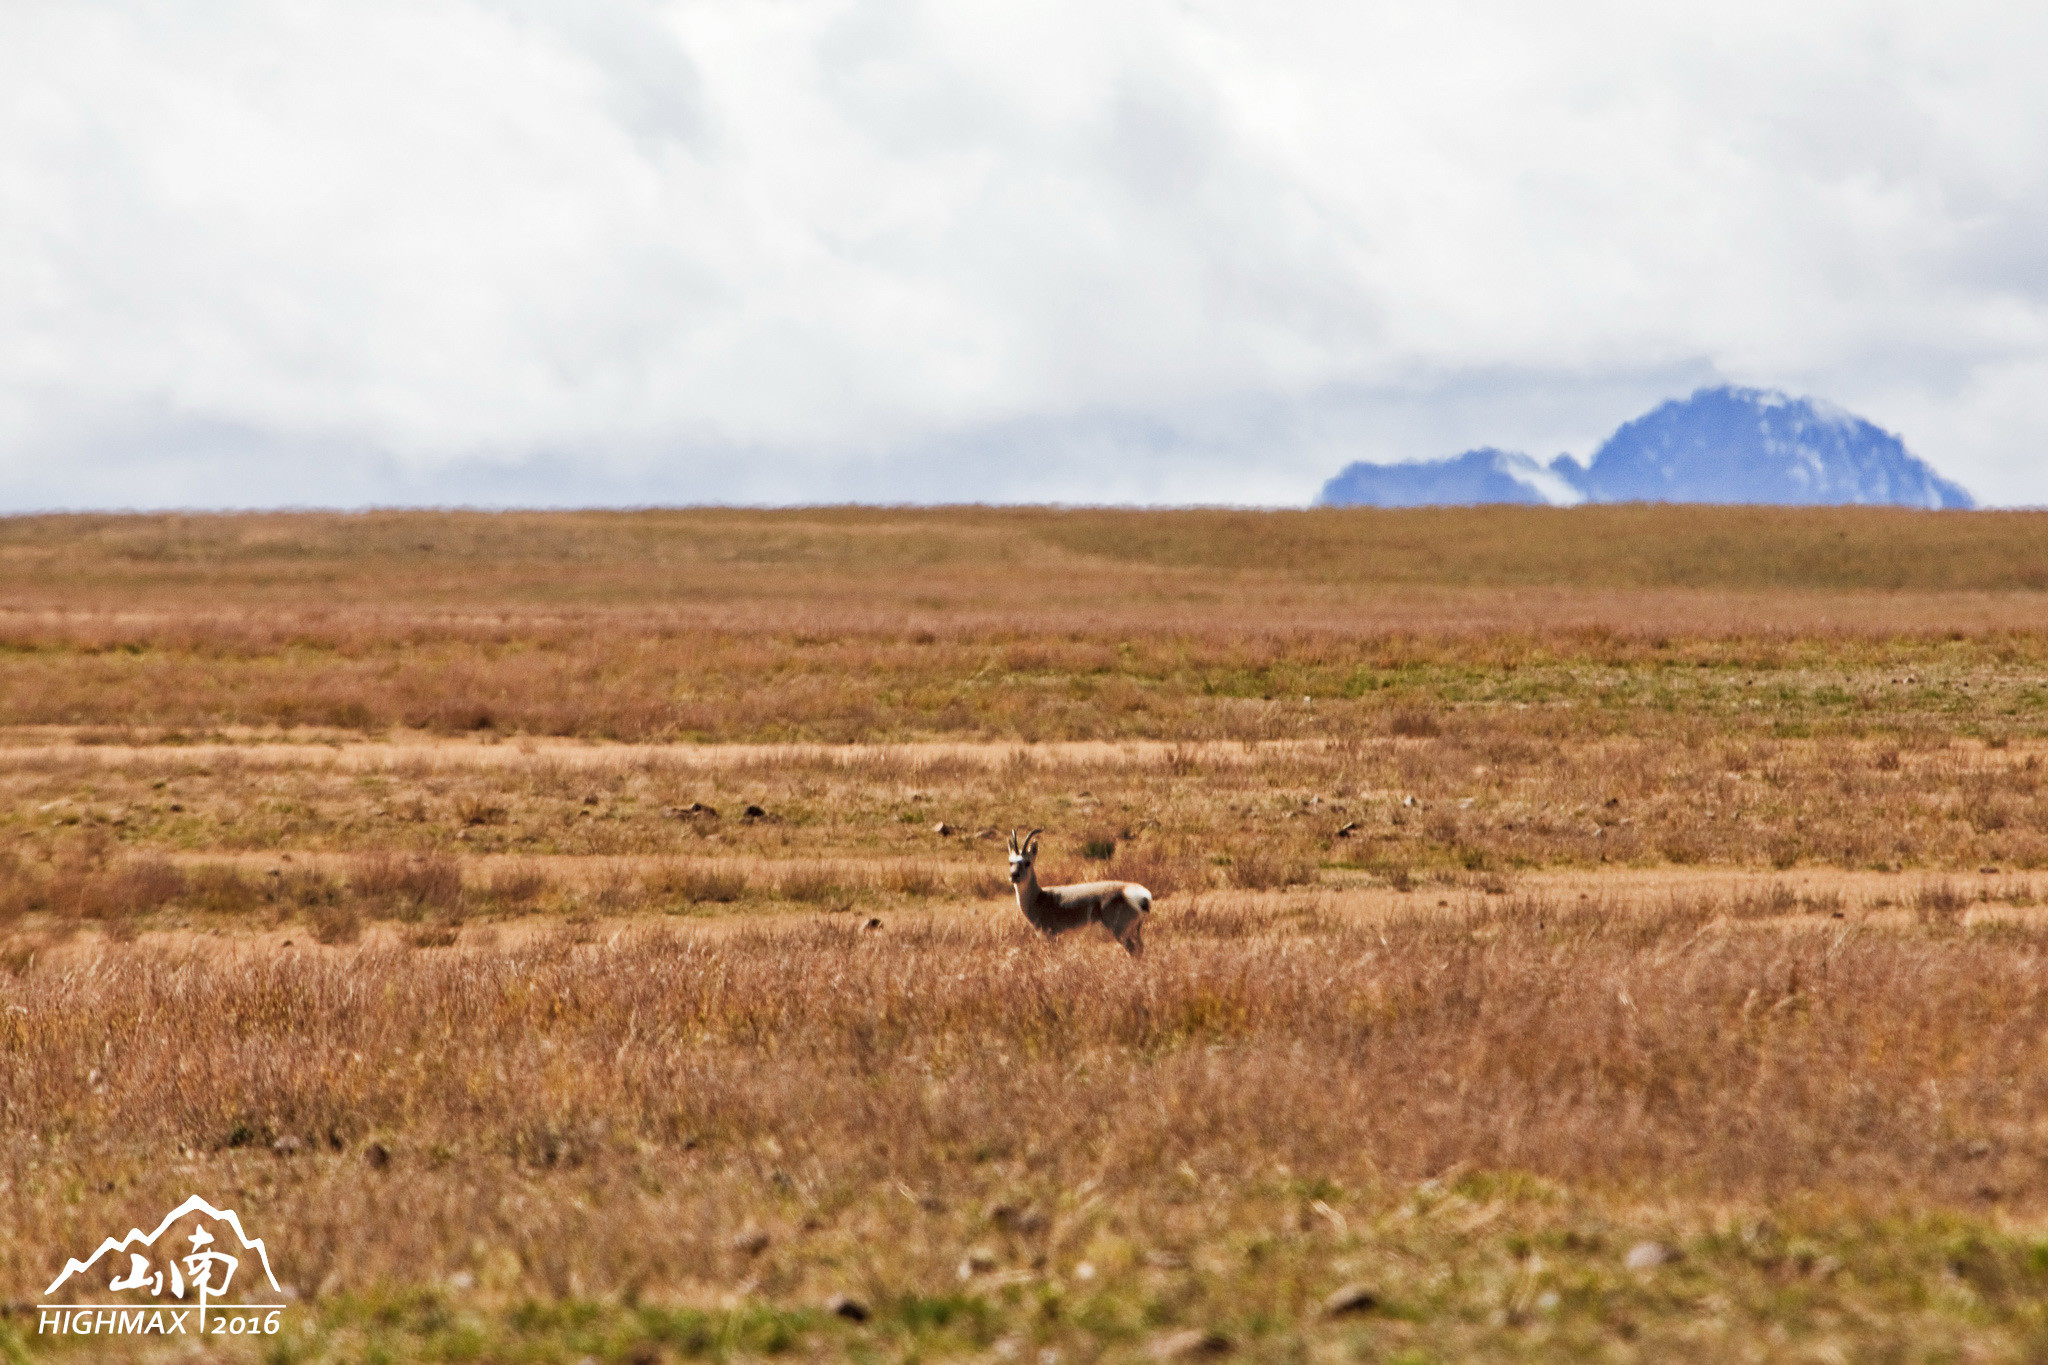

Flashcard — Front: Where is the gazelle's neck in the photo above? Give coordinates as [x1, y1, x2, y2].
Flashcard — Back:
[1015, 865, 1046, 916]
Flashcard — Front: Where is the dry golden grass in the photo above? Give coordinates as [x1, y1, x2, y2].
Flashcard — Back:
[2, 506, 2048, 744]
[7, 504, 2048, 595]
[3, 897, 2047, 1361]
[11, 729, 2048, 917]
[4, 507, 2048, 1361]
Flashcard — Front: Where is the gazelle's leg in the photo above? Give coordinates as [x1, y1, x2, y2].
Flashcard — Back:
[1101, 903, 1143, 957]
[1121, 917, 1144, 957]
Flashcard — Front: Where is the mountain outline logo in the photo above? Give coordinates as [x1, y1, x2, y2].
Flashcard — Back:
[38, 1194, 288, 1339]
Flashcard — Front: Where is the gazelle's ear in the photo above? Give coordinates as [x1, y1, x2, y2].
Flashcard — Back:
[1007, 828, 1018, 853]
[1024, 828, 1043, 855]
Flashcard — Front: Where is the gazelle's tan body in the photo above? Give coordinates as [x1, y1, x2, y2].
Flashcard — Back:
[1006, 829, 1152, 957]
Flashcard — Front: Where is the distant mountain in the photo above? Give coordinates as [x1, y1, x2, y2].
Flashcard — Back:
[1316, 448, 1564, 507]
[1316, 387, 1974, 509]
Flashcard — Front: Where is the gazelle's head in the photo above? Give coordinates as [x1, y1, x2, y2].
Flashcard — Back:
[1006, 828, 1042, 884]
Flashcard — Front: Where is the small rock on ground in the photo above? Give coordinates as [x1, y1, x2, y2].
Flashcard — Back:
[1625, 1240, 1680, 1270]
[1148, 1330, 1231, 1359]
[1322, 1284, 1379, 1316]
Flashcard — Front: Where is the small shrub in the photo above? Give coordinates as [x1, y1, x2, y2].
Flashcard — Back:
[0, 935, 49, 975]
[455, 795, 510, 826]
[71, 726, 138, 746]
[408, 912, 463, 948]
[673, 867, 749, 904]
[1913, 880, 1968, 926]
[1225, 845, 1318, 891]
[1080, 834, 1117, 861]
[309, 899, 363, 945]
[1969, 801, 2011, 833]
[776, 865, 857, 906]
[964, 870, 1013, 900]
[1730, 883, 1798, 919]
[0, 853, 29, 928]
[887, 864, 942, 898]
[487, 865, 548, 907]
[1173, 895, 1271, 939]
[592, 865, 639, 912]
[271, 869, 344, 911]
[1659, 831, 1708, 865]
[186, 864, 262, 914]
[351, 852, 464, 919]
[57, 856, 185, 925]
[1389, 708, 1441, 739]
[1106, 846, 1194, 900]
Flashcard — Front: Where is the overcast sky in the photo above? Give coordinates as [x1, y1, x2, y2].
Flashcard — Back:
[4, 1, 2045, 508]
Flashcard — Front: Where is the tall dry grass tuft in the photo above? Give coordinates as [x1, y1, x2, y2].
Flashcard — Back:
[1914, 879, 1971, 927]
[485, 862, 548, 908]
[1387, 708, 1441, 739]
[349, 851, 464, 919]
[770, 863, 853, 907]
[1104, 844, 1199, 900]
[309, 897, 364, 946]
[0, 849, 185, 931]
[1221, 843, 1318, 891]
[662, 864, 750, 905]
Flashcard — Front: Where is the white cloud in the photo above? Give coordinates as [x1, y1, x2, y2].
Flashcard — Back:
[2, 0, 2046, 506]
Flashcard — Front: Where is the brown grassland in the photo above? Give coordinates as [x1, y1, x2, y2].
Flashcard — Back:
[2, 506, 2048, 1363]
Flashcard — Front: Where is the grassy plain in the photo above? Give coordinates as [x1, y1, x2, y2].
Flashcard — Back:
[2, 506, 2048, 1362]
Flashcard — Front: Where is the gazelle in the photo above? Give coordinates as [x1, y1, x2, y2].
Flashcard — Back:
[1005, 828, 1152, 957]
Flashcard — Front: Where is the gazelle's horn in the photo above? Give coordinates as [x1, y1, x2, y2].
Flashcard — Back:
[1024, 828, 1043, 852]
[1007, 827, 1018, 853]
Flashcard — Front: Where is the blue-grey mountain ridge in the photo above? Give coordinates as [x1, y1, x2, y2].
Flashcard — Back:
[1316, 387, 1973, 509]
